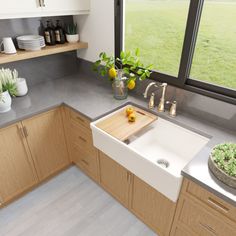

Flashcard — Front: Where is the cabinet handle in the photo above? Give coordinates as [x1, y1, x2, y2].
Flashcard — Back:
[199, 222, 217, 235]
[81, 159, 89, 166]
[39, 0, 45, 7]
[207, 197, 229, 213]
[78, 136, 87, 143]
[127, 172, 131, 183]
[23, 126, 28, 138]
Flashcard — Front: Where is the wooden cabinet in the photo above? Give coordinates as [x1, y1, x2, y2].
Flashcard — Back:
[99, 152, 132, 208]
[0, 123, 38, 205]
[65, 108, 99, 182]
[171, 178, 236, 236]
[130, 176, 176, 236]
[0, 0, 90, 19]
[22, 108, 70, 181]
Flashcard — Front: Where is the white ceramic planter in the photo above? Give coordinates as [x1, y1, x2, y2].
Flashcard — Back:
[0, 90, 12, 113]
[16, 78, 28, 96]
[66, 34, 79, 43]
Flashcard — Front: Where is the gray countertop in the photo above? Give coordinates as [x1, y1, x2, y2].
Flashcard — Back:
[0, 72, 235, 206]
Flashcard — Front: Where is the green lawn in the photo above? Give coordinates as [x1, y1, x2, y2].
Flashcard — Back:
[125, 0, 236, 90]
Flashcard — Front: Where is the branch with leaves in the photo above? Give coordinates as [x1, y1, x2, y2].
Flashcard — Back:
[93, 49, 153, 84]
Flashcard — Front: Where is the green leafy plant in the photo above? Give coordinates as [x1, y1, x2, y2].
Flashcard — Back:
[0, 68, 18, 100]
[93, 49, 153, 84]
[66, 23, 78, 35]
[211, 143, 236, 177]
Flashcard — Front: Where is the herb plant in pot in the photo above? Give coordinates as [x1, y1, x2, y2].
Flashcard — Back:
[93, 49, 153, 100]
[66, 23, 79, 43]
[208, 143, 236, 188]
[0, 68, 17, 113]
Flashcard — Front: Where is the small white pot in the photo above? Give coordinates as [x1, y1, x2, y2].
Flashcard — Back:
[0, 90, 12, 113]
[66, 34, 79, 43]
[16, 78, 28, 97]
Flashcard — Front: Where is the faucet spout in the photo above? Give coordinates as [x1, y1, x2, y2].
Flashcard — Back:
[143, 82, 158, 98]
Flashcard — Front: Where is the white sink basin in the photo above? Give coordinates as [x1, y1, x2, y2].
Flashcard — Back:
[91, 106, 209, 202]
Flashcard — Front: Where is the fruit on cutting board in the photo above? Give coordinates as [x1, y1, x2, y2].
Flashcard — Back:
[128, 113, 136, 122]
[126, 107, 134, 116]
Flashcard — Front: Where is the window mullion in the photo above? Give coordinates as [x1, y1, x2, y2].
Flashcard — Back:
[178, 0, 204, 84]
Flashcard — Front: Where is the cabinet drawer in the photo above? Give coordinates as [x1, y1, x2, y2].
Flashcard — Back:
[179, 199, 236, 236]
[69, 109, 90, 129]
[71, 143, 98, 181]
[186, 180, 236, 222]
[69, 122, 95, 156]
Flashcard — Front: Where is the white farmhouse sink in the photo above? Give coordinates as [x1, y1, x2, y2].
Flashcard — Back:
[91, 106, 209, 202]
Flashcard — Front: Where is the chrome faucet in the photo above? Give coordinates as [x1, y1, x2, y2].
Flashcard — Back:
[157, 83, 168, 112]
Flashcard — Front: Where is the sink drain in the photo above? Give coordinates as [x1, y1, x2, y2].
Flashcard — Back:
[157, 159, 169, 168]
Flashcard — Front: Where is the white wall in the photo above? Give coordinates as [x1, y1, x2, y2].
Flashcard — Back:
[74, 0, 115, 62]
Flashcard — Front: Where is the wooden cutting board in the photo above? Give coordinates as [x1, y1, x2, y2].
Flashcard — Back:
[96, 106, 157, 141]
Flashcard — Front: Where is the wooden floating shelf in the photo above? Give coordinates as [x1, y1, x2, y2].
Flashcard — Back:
[0, 42, 88, 64]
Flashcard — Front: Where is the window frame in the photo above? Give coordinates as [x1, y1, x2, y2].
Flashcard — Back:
[115, 0, 236, 105]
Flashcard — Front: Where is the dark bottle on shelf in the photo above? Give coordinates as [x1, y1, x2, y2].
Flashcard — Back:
[44, 21, 56, 46]
[54, 20, 65, 44]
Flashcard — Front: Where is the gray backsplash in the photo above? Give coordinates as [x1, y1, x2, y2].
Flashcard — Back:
[1, 52, 78, 87]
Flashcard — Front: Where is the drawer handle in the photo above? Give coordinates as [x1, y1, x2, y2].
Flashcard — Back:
[208, 197, 229, 213]
[81, 159, 89, 166]
[199, 222, 217, 235]
[76, 116, 85, 123]
[78, 136, 87, 143]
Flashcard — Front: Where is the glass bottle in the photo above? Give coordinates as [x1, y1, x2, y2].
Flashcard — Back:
[44, 21, 56, 46]
[54, 20, 65, 44]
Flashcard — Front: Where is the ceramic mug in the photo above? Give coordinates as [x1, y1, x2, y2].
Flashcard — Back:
[16, 78, 28, 96]
[0, 37, 17, 54]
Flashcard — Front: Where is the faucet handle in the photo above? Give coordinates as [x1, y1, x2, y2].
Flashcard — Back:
[166, 100, 177, 117]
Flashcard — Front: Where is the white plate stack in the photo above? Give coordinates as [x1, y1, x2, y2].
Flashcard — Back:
[16, 35, 46, 51]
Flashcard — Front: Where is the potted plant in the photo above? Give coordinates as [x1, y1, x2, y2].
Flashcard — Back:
[208, 143, 236, 188]
[66, 23, 79, 43]
[93, 49, 153, 99]
[0, 68, 17, 113]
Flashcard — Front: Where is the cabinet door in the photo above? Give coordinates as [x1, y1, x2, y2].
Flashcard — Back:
[99, 152, 131, 207]
[41, 0, 90, 15]
[0, 123, 38, 205]
[22, 108, 70, 181]
[0, 0, 42, 19]
[131, 176, 176, 236]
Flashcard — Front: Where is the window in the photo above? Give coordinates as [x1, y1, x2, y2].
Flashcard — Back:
[116, 0, 236, 104]
[190, 0, 236, 90]
[124, 0, 189, 76]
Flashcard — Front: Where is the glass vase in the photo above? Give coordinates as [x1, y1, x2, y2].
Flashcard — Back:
[112, 69, 128, 100]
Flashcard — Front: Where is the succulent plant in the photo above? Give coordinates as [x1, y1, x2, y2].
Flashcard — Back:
[212, 143, 236, 177]
[66, 23, 78, 35]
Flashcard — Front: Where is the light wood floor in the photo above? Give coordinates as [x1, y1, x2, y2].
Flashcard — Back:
[0, 166, 156, 236]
